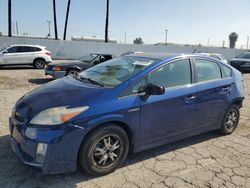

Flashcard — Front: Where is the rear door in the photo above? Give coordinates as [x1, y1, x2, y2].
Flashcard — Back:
[192, 58, 233, 129]
[17, 46, 34, 64]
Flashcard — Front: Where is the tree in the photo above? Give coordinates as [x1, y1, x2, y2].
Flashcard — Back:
[63, 0, 71, 40]
[105, 0, 109, 43]
[8, 0, 12, 37]
[53, 0, 58, 40]
[133, 37, 143, 45]
[229, 32, 238, 49]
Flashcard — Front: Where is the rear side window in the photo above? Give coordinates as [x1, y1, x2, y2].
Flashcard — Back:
[221, 64, 232, 77]
[32, 47, 42, 51]
[148, 59, 191, 88]
[194, 59, 221, 82]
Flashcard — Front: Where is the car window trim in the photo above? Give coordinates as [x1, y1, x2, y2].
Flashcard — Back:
[120, 57, 193, 98]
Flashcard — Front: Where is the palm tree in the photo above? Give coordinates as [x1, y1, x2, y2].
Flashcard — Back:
[229, 32, 238, 49]
[53, 0, 58, 40]
[63, 0, 71, 40]
[105, 0, 109, 43]
[8, 0, 12, 37]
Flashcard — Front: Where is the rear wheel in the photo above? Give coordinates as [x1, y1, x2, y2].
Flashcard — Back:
[79, 125, 129, 176]
[34, 59, 46, 69]
[220, 104, 240, 135]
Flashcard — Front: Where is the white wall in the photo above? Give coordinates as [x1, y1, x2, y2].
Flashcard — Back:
[0, 36, 246, 60]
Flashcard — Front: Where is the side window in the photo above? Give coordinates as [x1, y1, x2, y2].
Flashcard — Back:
[16, 46, 23, 53]
[34, 47, 42, 51]
[20, 46, 32, 53]
[148, 59, 191, 88]
[221, 64, 232, 77]
[122, 78, 146, 96]
[195, 59, 221, 82]
[7, 47, 18, 53]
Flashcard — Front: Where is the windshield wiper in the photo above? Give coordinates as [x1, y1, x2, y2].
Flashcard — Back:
[78, 76, 105, 87]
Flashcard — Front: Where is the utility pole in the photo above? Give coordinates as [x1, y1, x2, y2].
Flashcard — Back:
[53, 0, 58, 40]
[16, 21, 18, 35]
[105, 0, 110, 43]
[247, 36, 249, 49]
[63, 0, 71, 40]
[47, 20, 51, 37]
[207, 38, 210, 47]
[222, 40, 225, 48]
[8, 0, 12, 37]
[165, 29, 168, 45]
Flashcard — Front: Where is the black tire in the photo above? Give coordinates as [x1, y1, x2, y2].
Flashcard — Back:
[66, 68, 79, 76]
[79, 125, 129, 176]
[34, 59, 46, 69]
[220, 104, 240, 135]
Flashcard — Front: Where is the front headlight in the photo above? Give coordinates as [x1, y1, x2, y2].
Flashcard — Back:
[30, 106, 89, 125]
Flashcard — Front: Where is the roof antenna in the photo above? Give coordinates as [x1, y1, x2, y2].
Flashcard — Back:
[193, 48, 197, 54]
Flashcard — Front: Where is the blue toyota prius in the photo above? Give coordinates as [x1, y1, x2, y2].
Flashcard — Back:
[9, 53, 244, 176]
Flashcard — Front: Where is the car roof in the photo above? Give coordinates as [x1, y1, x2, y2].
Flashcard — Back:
[91, 53, 114, 56]
[124, 52, 214, 61]
[9, 44, 46, 48]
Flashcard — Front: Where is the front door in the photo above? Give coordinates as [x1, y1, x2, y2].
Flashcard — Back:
[1, 46, 19, 64]
[140, 58, 196, 146]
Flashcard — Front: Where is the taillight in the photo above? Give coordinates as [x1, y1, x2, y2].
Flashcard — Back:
[45, 51, 51, 56]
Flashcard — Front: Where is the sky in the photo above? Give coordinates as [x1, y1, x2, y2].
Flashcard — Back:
[0, 0, 249, 48]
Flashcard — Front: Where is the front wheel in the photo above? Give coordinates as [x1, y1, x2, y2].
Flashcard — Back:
[79, 125, 129, 176]
[220, 104, 240, 135]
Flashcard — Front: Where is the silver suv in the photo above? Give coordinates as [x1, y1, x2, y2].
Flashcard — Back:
[0, 45, 52, 69]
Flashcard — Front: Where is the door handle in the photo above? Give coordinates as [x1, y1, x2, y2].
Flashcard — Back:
[184, 95, 196, 104]
[220, 86, 231, 93]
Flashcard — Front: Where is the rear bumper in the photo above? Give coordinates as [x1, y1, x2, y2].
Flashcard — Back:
[45, 69, 66, 79]
[9, 118, 87, 174]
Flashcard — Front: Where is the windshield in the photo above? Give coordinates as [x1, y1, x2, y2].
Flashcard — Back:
[78, 57, 156, 86]
[79, 54, 98, 62]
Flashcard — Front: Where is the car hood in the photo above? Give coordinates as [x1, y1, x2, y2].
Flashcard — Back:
[14, 77, 106, 121]
[49, 60, 90, 66]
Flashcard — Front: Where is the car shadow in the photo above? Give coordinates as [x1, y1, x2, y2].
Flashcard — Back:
[28, 78, 54, 85]
[0, 66, 35, 70]
[0, 130, 221, 187]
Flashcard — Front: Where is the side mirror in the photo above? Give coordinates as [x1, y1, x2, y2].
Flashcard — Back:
[2, 51, 7, 54]
[144, 83, 165, 95]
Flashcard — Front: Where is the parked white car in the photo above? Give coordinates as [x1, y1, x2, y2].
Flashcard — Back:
[197, 52, 228, 64]
[0, 45, 52, 69]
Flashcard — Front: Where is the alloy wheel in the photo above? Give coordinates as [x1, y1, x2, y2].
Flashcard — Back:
[225, 109, 238, 130]
[92, 135, 121, 168]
